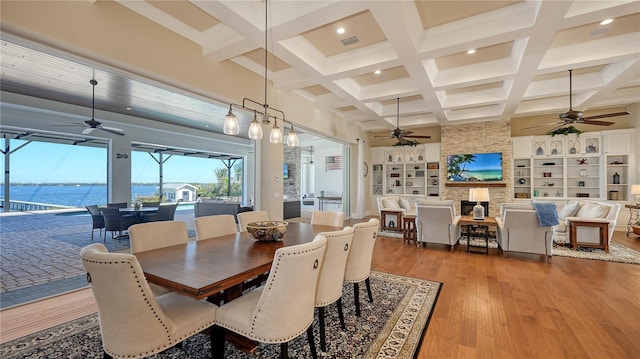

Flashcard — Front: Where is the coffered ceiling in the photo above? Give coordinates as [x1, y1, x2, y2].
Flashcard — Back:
[1, 0, 639, 138]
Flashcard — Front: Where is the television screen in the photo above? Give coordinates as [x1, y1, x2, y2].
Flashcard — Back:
[283, 163, 289, 179]
[446, 152, 503, 182]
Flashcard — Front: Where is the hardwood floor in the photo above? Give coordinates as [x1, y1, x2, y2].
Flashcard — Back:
[1, 223, 639, 358]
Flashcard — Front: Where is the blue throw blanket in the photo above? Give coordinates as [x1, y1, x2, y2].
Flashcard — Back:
[532, 202, 559, 226]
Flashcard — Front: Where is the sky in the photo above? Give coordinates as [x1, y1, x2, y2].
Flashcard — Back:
[0, 139, 234, 184]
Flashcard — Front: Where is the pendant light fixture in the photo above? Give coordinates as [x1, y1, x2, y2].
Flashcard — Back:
[222, 0, 297, 146]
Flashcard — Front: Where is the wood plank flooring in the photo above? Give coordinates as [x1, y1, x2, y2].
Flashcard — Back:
[1, 223, 639, 358]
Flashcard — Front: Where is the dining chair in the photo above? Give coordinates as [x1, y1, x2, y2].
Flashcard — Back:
[194, 214, 238, 240]
[129, 221, 189, 296]
[212, 236, 327, 359]
[100, 207, 140, 241]
[236, 211, 269, 232]
[142, 203, 178, 222]
[310, 211, 345, 227]
[314, 227, 354, 352]
[86, 205, 105, 242]
[344, 218, 379, 316]
[80, 243, 218, 358]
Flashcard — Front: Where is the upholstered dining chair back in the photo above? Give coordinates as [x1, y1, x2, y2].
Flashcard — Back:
[311, 210, 345, 227]
[313, 227, 355, 351]
[129, 221, 189, 253]
[237, 211, 269, 232]
[344, 218, 379, 317]
[86, 205, 105, 241]
[213, 237, 327, 358]
[194, 214, 237, 240]
[80, 243, 218, 358]
[315, 227, 354, 307]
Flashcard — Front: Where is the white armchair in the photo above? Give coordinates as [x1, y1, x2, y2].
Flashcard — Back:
[496, 203, 553, 263]
[415, 200, 460, 251]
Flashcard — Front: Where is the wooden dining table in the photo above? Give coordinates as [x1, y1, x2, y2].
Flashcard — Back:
[134, 222, 340, 300]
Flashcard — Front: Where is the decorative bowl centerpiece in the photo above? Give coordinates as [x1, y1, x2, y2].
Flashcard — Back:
[246, 221, 289, 242]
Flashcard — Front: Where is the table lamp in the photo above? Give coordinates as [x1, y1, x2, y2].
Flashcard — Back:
[469, 188, 490, 220]
[631, 184, 640, 206]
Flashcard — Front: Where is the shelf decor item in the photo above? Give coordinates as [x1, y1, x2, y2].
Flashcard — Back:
[613, 172, 620, 184]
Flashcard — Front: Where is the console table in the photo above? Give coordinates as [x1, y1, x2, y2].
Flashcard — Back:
[569, 220, 609, 253]
[380, 209, 403, 232]
[625, 204, 640, 236]
[459, 216, 497, 255]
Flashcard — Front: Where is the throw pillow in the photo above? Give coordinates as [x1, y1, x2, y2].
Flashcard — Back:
[382, 197, 401, 209]
[558, 200, 580, 219]
[400, 198, 412, 211]
[576, 202, 610, 219]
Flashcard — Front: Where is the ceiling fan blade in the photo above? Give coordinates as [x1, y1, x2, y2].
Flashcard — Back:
[520, 122, 563, 130]
[547, 123, 568, 133]
[400, 130, 414, 136]
[403, 135, 431, 139]
[99, 127, 125, 136]
[580, 120, 614, 126]
[82, 128, 94, 134]
[582, 111, 630, 120]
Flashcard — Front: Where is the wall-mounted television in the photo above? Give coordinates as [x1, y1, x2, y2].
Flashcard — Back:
[446, 152, 503, 182]
[283, 163, 289, 179]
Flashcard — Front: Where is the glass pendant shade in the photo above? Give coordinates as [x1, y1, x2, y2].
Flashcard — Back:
[223, 108, 239, 135]
[270, 122, 283, 143]
[287, 126, 299, 147]
[248, 112, 263, 140]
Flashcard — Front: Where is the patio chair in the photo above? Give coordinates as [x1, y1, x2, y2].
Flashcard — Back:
[142, 203, 178, 222]
[101, 207, 140, 241]
[106, 202, 128, 208]
[86, 205, 105, 242]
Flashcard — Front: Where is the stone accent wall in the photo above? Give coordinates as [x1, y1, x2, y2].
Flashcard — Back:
[440, 120, 511, 217]
[283, 147, 301, 200]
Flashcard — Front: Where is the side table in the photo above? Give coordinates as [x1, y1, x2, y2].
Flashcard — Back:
[380, 209, 403, 232]
[625, 204, 640, 236]
[403, 214, 417, 245]
[459, 216, 497, 255]
[569, 220, 609, 253]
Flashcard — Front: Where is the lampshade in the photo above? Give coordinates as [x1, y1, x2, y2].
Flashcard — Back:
[631, 185, 640, 195]
[248, 111, 263, 140]
[287, 124, 299, 147]
[469, 188, 490, 202]
[223, 106, 239, 135]
[269, 119, 283, 144]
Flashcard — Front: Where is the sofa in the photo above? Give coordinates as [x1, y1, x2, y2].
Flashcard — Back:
[551, 200, 621, 249]
[376, 195, 443, 217]
[495, 203, 554, 262]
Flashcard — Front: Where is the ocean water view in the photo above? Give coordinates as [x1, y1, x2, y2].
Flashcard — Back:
[0, 184, 158, 208]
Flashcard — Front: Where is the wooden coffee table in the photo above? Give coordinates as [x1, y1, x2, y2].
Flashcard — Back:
[459, 216, 497, 255]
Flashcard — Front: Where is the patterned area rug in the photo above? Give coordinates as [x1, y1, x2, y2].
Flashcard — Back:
[553, 242, 640, 265]
[0, 271, 441, 359]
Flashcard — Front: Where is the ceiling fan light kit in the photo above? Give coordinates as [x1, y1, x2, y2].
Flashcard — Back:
[521, 69, 630, 132]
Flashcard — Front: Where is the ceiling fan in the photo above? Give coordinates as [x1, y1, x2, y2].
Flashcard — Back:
[376, 98, 431, 145]
[522, 69, 630, 131]
[54, 79, 125, 136]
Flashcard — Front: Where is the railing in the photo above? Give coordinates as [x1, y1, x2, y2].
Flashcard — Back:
[0, 199, 71, 212]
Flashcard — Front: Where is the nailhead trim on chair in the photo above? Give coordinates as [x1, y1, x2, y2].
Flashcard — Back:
[344, 224, 377, 284]
[215, 244, 323, 343]
[315, 230, 352, 307]
[85, 257, 216, 358]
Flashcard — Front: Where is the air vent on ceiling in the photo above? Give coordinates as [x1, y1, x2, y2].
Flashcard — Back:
[340, 36, 360, 46]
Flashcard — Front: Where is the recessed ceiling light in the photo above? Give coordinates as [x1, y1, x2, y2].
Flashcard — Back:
[600, 19, 613, 25]
[467, 49, 476, 54]
[374, 70, 381, 75]
[337, 27, 345, 34]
